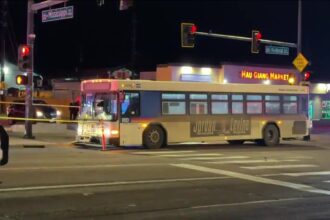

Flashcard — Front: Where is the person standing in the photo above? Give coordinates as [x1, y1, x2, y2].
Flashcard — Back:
[0, 125, 9, 166]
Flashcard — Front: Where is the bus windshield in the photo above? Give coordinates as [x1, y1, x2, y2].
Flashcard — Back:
[81, 93, 118, 121]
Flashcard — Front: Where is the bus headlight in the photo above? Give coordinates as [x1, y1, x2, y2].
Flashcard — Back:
[104, 128, 111, 137]
[77, 125, 82, 135]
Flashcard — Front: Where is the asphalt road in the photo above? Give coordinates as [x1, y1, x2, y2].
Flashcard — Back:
[1, 139, 330, 219]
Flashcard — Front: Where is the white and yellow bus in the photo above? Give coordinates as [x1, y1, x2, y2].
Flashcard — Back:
[76, 79, 310, 148]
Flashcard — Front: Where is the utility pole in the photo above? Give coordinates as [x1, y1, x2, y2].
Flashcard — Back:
[0, 0, 8, 114]
[131, 4, 137, 77]
[25, 0, 34, 139]
[297, 0, 302, 55]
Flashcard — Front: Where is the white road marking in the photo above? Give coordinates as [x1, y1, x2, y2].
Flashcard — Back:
[180, 156, 249, 160]
[191, 197, 303, 209]
[171, 163, 330, 196]
[280, 171, 330, 177]
[241, 164, 318, 170]
[208, 159, 299, 164]
[288, 156, 313, 159]
[157, 153, 223, 157]
[0, 163, 165, 171]
[131, 151, 196, 155]
[0, 176, 229, 192]
[323, 180, 330, 183]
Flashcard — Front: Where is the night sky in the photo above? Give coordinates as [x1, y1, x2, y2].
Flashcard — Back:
[6, 0, 330, 80]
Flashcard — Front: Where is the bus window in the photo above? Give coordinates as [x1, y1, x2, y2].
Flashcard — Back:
[162, 93, 186, 115]
[121, 92, 140, 117]
[283, 95, 298, 114]
[81, 94, 94, 119]
[189, 94, 208, 115]
[211, 94, 228, 114]
[246, 95, 262, 114]
[94, 93, 118, 121]
[265, 95, 280, 114]
[232, 94, 243, 114]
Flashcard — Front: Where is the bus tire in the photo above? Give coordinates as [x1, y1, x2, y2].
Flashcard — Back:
[143, 125, 165, 149]
[261, 124, 280, 146]
[227, 140, 244, 145]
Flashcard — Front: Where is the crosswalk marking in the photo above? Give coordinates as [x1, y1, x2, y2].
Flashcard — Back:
[172, 163, 330, 196]
[241, 164, 318, 170]
[131, 150, 196, 155]
[280, 171, 330, 177]
[180, 156, 249, 161]
[157, 153, 223, 158]
[208, 159, 299, 164]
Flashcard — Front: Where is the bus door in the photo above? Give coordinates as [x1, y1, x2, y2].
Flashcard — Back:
[119, 92, 143, 146]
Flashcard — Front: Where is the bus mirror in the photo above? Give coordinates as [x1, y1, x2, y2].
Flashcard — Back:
[119, 92, 125, 103]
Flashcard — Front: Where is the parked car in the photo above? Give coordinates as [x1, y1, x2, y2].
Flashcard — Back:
[7, 99, 61, 123]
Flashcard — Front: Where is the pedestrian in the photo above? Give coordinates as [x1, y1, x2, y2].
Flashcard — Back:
[69, 101, 75, 120]
[0, 125, 9, 166]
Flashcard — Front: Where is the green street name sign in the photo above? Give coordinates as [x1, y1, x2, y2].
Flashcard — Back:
[265, 45, 289, 56]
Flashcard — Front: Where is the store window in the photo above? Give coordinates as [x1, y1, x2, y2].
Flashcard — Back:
[321, 100, 330, 119]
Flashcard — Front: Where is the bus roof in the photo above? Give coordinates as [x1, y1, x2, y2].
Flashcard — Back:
[81, 79, 309, 94]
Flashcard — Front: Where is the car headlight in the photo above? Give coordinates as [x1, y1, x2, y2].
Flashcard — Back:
[56, 110, 61, 116]
[36, 111, 43, 117]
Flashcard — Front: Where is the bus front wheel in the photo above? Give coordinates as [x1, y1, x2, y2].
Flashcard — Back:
[260, 124, 280, 146]
[143, 125, 165, 149]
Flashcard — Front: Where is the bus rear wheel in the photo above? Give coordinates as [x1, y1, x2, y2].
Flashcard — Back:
[143, 125, 165, 149]
[227, 140, 245, 145]
[260, 124, 280, 146]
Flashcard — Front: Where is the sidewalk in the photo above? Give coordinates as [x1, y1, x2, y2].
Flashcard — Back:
[5, 123, 76, 147]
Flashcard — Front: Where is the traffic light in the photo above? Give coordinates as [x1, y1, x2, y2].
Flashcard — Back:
[18, 44, 32, 72]
[181, 23, 197, 48]
[16, 75, 28, 85]
[304, 71, 311, 81]
[251, 30, 262, 54]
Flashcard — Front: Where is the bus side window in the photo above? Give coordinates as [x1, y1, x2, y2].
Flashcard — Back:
[121, 92, 140, 117]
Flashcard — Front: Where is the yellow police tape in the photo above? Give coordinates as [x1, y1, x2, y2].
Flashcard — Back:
[0, 101, 79, 108]
[0, 116, 101, 124]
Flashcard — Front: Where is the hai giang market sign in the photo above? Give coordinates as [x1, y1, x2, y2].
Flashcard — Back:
[240, 70, 293, 81]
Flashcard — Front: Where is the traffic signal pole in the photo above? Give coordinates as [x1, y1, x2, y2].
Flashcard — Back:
[194, 31, 297, 48]
[24, 0, 34, 139]
[24, 0, 68, 139]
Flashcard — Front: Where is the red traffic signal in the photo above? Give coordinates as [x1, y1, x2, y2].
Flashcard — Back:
[18, 44, 32, 72]
[251, 30, 261, 54]
[181, 23, 196, 48]
[191, 24, 197, 34]
[304, 71, 311, 81]
[20, 45, 30, 57]
[16, 75, 28, 85]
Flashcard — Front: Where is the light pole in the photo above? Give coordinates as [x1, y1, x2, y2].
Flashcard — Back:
[297, 0, 302, 55]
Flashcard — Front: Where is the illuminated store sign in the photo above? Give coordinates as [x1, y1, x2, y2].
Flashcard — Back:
[240, 70, 292, 81]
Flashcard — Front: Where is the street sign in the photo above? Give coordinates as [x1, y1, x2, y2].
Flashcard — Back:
[293, 53, 309, 73]
[42, 6, 74, 23]
[265, 45, 289, 56]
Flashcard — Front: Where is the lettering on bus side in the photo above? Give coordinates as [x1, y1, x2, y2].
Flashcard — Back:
[190, 117, 251, 137]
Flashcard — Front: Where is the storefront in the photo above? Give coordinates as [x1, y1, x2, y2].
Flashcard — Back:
[141, 63, 301, 86]
[309, 83, 330, 120]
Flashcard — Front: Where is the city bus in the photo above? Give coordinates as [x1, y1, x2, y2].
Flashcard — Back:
[76, 79, 309, 149]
